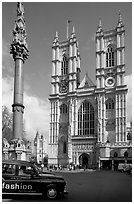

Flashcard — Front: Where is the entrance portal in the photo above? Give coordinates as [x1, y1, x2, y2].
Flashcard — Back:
[79, 153, 89, 168]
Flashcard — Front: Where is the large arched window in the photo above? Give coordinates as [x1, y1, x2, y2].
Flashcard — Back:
[106, 98, 115, 118]
[106, 47, 114, 67]
[60, 103, 68, 114]
[78, 101, 95, 135]
[61, 55, 68, 75]
[63, 141, 66, 153]
[106, 98, 115, 110]
[60, 103, 68, 123]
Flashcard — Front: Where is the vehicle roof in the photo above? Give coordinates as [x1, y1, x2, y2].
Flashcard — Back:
[2, 160, 32, 165]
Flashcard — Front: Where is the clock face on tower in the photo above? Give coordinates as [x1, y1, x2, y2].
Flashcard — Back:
[105, 76, 115, 87]
[59, 79, 68, 93]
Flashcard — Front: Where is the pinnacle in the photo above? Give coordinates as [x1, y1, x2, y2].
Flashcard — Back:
[117, 10, 124, 28]
[99, 17, 102, 28]
[118, 10, 122, 23]
[96, 17, 103, 33]
[55, 31, 58, 38]
[72, 26, 75, 34]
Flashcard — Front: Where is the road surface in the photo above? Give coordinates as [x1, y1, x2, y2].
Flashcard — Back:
[3, 169, 132, 202]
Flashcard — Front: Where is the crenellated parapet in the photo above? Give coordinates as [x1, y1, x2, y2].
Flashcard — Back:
[10, 2, 29, 62]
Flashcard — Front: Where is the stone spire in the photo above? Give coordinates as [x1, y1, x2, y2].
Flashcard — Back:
[96, 17, 103, 33]
[118, 10, 122, 23]
[53, 31, 59, 45]
[117, 10, 124, 27]
[70, 26, 76, 39]
[10, 2, 29, 62]
[98, 17, 102, 27]
[36, 130, 39, 137]
[55, 30, 58, 38]
[72, 26, 75, 34]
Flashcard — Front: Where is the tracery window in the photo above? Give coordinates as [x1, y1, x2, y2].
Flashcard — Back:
[60, 103, 68, 123]
[106, 98, 115, 118]
[63, 141, 66, 153]
[78, 101, 95, 135]
[60, 103, 68, 114]
[106, 98, 115, 110]
[106, 47, 114, 67]
[61, 55, 68, 75]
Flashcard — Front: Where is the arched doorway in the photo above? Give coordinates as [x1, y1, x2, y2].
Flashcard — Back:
[79, 153, 89, 168]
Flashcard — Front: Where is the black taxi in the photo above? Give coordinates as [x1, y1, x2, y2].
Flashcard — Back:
[2, 160, 67, 200]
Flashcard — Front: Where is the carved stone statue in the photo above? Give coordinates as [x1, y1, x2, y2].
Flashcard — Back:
[17, 2, 24, 17]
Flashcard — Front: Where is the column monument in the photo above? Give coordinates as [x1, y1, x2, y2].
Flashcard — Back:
[8, 2, 31, 160]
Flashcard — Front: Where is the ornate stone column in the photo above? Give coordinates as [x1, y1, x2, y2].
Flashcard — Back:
[10, 2, 29, 140]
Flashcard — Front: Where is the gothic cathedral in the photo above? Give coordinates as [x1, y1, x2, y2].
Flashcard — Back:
[48, 12, 131, 169]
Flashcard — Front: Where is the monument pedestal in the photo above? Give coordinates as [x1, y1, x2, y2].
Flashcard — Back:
[2, 138, 31, 161]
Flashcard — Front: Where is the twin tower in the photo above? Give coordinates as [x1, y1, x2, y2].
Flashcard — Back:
[48, 12, 129, 169]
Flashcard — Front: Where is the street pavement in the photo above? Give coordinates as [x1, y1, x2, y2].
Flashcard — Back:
[2, 169, 132, 202]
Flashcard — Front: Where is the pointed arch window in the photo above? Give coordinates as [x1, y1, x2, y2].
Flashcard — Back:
[78, 101, 95, 136]
[60, 103, 68, 114]
[63, 141, 66, 153]
[106, 47, 114, 67]
[61, 55, 68, 75]
[106, 98, 115, 110]
[60, 103, 68, 123]
[106, 98, 115, 118]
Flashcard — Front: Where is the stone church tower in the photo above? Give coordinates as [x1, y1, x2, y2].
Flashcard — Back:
[48, 12, 131, 169]
[95, 12, 130, 169]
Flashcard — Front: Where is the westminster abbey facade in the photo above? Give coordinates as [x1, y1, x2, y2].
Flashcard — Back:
[48, 12, 132, 169]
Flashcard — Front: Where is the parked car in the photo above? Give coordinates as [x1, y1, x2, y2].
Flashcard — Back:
[118, 163, 132, 174]
[123, 164, 132, 174]
[118, 163, 126, 172]
[2, 160, 68, 200]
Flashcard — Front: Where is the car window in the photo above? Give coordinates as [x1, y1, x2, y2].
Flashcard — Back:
[34, 164, 42, 174]
[2, 164, 16, 175]
[18, 165, 36, 176]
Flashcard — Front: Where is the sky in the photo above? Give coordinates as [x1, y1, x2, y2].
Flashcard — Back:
[2, 2, 132, 142]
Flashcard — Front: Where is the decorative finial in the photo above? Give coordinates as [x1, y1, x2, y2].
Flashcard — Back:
[53, 31, 59, 44]
[97, 17, 103, 33]
[10, 2, 29, 62]
[72, 26, 75, 34]
[99, 17, 102, 28]
[117, 10, 123, 28]
[118, 10, 122, 23]
[55, 31, 58, 38]
[17, 2, 24, 17]
[71, 26, 76, 39]
[67, 20, 72, 39]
